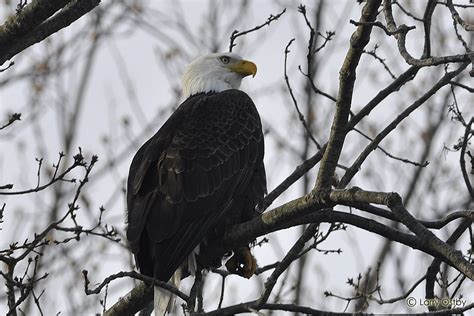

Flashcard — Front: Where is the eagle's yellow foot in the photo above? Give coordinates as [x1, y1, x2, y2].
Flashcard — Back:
[225, 246, 257, 278]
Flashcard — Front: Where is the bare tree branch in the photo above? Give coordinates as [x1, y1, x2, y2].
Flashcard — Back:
[315, 0, 382, 190]
[228, 8, 286, 52]
[0, 0, 101, 65]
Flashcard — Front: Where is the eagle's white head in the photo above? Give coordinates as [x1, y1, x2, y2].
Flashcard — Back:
[182, 52, 257, 98]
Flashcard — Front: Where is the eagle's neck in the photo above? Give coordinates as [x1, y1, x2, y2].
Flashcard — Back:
[182, 77, 236, 99]
[182, 67, 243, 99]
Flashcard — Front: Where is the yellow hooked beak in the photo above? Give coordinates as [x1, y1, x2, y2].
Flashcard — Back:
[229, 59, 257, 78]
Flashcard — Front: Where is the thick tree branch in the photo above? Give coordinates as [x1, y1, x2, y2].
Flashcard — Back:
[446, 0, 474, 32]
[103, 183, 473, 314]
[425, 219, 472, 312]
[103, 282, 152, 316]
[197, 301, 474, 316]
[0, 0, 100, 65]
[382, 0, 473, 68]
[314, 0, 381, 190]
[329, 189, 474, 280]
[0, 0, 71, 45]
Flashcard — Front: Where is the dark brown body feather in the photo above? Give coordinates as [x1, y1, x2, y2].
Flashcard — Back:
[126, 89, 266, 281]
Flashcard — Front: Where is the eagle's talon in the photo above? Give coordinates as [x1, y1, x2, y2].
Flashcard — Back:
[225, 246, 257, 278]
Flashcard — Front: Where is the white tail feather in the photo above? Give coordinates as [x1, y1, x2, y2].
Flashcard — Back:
[154, 268, 182, 316]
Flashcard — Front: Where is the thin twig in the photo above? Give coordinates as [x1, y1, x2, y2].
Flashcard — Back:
[459, 118, 474, 198]
[352, 127, 429, 167]
[284, 39, 321, 149]
[228, 8, 286, 52]
[0, 113, 21, 130]
[82, 270, 190, 302]
[0, 151, 85, 195]
[362, 45, 397, 79]
[339, 62, 469, 188]
[450, 81, 474, 92]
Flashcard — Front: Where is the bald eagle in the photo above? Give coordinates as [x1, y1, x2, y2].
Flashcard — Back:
[126, 53, 266, 315]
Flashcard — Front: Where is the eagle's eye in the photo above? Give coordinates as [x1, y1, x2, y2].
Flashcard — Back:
[220, 56, 230, 64]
